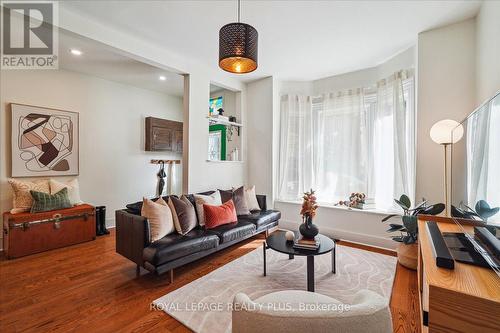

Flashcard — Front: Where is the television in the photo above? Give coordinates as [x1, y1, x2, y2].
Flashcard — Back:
[450, 91, 500, 275]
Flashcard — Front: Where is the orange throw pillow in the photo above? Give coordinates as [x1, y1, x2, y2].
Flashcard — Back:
[203, 200, 238, 229]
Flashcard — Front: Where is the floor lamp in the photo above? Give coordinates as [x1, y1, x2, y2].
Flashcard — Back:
[430, 119, 464, 216]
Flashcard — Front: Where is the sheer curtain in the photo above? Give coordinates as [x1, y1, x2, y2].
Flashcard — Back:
[278, 70, 415, 210]
[278, 95, 314, 201]
[314, 89, 367, 202]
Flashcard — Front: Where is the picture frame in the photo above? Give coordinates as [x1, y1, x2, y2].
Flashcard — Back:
[11, 103, 79, 177]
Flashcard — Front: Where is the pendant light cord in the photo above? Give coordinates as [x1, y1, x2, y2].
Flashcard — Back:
[237, 0, 240, 22]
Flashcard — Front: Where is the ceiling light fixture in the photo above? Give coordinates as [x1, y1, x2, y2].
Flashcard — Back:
[219, 0, 258, 74]
[69, 49, 82, 56]
[159, 76, 167, 81]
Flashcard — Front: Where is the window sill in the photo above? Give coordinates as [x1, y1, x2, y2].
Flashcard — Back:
[274, 199, 399, 217]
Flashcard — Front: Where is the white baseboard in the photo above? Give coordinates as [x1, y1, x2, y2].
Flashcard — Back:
[279, 219, 397, 251]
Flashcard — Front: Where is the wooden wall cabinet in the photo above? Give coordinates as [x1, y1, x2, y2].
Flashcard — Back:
[145, 117, 183, 152]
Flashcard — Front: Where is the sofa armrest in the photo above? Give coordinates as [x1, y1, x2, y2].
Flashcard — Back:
[115, 210, 150, 266]
[256, 195, 267, 211]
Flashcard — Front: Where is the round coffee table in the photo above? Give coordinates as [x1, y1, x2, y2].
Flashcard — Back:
[263, 231, 336, 292]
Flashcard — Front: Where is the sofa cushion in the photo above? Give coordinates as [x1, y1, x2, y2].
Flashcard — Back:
[204, 200, 238, 229]
[207, 221, 256, 243]
[238, 210, 281, 230]
[143, 228, 219, 266]
[126, 196, 175, 215]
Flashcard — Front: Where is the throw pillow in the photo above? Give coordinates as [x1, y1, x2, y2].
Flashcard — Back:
[141, 197, 175, 242]
[169, 195, 197, 235]
[193, 191, 222, 226]
[219, 186, 250, 215]
[245, 185, 261, 211]
[8, 179, 50, 214]
[49, 178, 84, 206]
[203, 200, 238, 229]
[30, 188, 72, 213]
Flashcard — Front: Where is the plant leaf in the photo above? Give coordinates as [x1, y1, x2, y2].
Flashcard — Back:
[420, 203, 445, 216]
[386, 224, 404, 232]
[409, 200, 428, 211]
[381, 214, 398, 222]
[402, 215, 418, 234]
[399, 194, 411, 209]
[394, 199, 409, 210]
[391, 236, 404, 242]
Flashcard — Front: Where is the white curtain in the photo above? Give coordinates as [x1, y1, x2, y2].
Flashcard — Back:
[278, 95, 313, 201]
[314, 89, 367, 203]
[373, 71, 415, 209]
[278, 71, 415, 210]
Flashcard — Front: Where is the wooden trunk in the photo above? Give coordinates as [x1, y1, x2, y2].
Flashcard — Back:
[3, 204, 96, 259]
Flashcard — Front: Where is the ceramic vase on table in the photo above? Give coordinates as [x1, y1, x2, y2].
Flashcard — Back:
[299, 214, 319, 239]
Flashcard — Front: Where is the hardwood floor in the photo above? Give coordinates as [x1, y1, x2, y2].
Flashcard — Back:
[0, 230, 420, 333]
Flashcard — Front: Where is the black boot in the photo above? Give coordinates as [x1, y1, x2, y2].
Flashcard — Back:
[95, 206, 104, 236]
[99, 206, 110, 235]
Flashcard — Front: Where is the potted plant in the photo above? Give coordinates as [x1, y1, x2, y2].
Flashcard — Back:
[382, 195, 444, 270]
[299, 189, 319, 239]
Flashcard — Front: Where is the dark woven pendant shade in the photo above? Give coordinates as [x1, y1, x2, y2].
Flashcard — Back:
[219, 22, 258, 74]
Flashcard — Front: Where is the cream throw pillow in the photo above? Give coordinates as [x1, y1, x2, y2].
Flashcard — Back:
[245, 186, 261, 211]
[167, 197, 181, 233]
[141, 197, 175, 242]
[8, 179, 50, 214]
[49, 179, 84, 206]
[193, 191, 222, 226]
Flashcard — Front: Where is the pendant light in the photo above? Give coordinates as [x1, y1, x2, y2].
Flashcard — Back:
[219, 0, 258, 74]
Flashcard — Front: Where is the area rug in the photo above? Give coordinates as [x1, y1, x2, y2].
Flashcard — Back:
[153, 244, 397, 333]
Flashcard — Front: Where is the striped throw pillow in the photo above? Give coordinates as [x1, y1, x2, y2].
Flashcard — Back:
[30, 188, 72, 213]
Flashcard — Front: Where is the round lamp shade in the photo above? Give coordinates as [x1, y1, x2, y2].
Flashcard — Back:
[430, 119, 464, 144]
[219, 23, 258, 74]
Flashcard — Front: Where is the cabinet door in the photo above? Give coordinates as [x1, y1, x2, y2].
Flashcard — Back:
[173, 130, 183, 152]
[152, 126, 173, 151]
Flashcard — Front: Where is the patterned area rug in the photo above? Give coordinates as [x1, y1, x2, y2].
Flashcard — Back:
[153, 243, 397, 333]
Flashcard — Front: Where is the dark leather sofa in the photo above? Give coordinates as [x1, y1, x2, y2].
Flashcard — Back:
[115, 192, 280, 281]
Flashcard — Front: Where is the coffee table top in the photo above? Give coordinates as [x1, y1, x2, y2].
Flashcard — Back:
[266, 231, 335, 256]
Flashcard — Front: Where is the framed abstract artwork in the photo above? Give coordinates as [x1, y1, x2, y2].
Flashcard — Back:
[11, 103, 79, 177]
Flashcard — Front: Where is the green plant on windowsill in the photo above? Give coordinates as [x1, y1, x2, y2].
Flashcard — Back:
[381, 195, 445, 245]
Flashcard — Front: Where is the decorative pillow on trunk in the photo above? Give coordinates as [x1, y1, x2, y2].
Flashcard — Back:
[168, 195, 197, 235]
[193, 191, 222, 226]
[30, 188, 72, 213]
[8, 179, 50, 214]
[203, 200, 238, 229]
[49, 178, 84, 206]
[245, 185, 261, 211]
[141, 197, 175, 242]
[219, 186, 250, 215]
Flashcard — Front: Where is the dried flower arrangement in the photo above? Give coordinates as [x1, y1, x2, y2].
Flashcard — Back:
[300, 189, 318, 218]
[336, 192, 366, 209]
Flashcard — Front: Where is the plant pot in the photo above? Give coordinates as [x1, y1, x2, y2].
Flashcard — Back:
[299, 215, 319, 239]
[396, 242, 418, 270]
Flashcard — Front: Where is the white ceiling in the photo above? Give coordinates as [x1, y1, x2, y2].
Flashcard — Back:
[60, 0, 482, 82]
[59, 31, 185, 97]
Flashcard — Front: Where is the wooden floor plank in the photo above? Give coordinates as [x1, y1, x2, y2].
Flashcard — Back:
[0, 230, 420, 332]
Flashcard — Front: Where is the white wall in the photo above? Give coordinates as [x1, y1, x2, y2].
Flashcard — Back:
[416, 19, 476, 204]
[57, 6, 248, 196]
[0, 69, 183, 228]
[476, 1, 500, 104]
[247, 77, 275, 207]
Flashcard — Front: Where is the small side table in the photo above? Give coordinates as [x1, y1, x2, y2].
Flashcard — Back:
[263, 231, 336, 292]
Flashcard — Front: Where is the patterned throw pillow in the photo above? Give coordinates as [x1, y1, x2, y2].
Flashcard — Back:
[30, 188, 72, 213]
[8, 179, 50, 214]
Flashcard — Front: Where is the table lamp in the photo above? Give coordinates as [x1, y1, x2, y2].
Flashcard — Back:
[430, 119, 464, 216]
